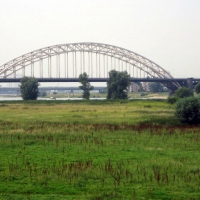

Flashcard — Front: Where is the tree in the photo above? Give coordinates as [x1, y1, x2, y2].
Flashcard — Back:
[79, 72, 94, 99]
[149, 82, 164, 92]
[174, 87, 193, 99]
[107, 70, 130, 99]
[175, 97, 200, 124]
[194, 82, 200, 94]
[20, 76, 40, 100]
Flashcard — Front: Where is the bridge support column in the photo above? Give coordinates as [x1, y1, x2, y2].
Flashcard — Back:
[168, 89, 175, 97]
[186, 78, 193, 90]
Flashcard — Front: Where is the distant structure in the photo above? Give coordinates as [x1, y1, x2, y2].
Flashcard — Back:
[0, 42, 180, 92]
[142, 82, 150, 92]
[7, 74, 22, 87]
[1, 42, 199, 94]
[129, 82, 141, 92]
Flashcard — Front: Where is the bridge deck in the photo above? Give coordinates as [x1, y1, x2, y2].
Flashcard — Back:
[1, 78, 200, 83]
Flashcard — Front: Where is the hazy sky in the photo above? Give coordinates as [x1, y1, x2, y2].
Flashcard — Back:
[0, 0, 200, 78]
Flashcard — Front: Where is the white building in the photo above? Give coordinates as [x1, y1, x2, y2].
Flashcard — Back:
[142, 82, 150, 92]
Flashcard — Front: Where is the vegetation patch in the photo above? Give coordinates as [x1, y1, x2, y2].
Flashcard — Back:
[0, 100, 199, 199]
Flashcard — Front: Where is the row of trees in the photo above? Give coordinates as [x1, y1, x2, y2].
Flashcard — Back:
[20, 71, 200, 102]
[19, 70, 131, 100]
[78, 72, 168, 99]
[73, 70, 131, 100]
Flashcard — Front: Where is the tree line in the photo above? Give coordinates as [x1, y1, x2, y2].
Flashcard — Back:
[20, 71, 200, 101]
[20, 70, 131, 100]
[19, 73, 200, 125]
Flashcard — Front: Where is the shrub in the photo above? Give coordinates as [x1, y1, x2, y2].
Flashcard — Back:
[166, 97, 177, 104]
[194, 82, 200, 94]
[174, 87, 193, 99]
[196, 94, 200, 101]
[175, 97, 200, 124]
[140, 92, 148, 97]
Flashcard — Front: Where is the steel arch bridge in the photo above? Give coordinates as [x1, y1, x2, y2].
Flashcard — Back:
[0, 42, 180, 89]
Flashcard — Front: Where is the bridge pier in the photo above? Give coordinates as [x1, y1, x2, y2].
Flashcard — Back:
[168, 78, 194, 97]
[180, 78, 194, 89]
[168, 89, 175, 97]
[186, 78, 194, 90]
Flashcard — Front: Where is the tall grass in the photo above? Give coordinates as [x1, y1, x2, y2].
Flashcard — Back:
[0, 100, 199, 199]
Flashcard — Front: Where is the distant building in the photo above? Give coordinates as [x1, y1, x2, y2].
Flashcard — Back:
[129, 82, 141, 92]
[142, 82, 150, 92]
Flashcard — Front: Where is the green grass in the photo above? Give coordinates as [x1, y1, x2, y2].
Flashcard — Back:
[0, 99, 175, 125]
[0, 100, 200, 199]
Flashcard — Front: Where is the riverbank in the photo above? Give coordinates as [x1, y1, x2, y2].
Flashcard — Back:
[0, 91, 168, 101]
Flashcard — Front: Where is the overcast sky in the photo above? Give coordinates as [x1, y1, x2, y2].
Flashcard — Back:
[0, 0, 200, 79]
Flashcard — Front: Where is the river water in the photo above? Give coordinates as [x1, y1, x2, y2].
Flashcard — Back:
[0, 96, 106, 101]
[0, 97, 166, 101]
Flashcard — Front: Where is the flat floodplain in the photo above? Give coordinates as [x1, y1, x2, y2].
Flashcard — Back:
[0, 100, 200, 199]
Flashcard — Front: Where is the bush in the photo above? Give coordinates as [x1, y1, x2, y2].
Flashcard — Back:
[174, 87, 193, 99]
[196, 94, 200, 101]
[194, 82, 200, 94]
[140, 92, 148, 97]
[166, 97, 177, 104]
[175, 97, 200, 124]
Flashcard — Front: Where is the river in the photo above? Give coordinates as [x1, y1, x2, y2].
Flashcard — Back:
[0, 96, 106, 101]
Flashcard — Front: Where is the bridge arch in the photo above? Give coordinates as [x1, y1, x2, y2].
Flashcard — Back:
[0, 42, 180, 89]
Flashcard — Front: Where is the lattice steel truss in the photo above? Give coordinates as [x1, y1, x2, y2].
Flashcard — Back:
[0, 42, 180, 89]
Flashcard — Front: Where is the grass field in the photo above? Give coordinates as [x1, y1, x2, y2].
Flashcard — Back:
[0, 100, 200, 199]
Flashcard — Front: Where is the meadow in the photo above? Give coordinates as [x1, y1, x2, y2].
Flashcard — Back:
[0, 100, 200, 199]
